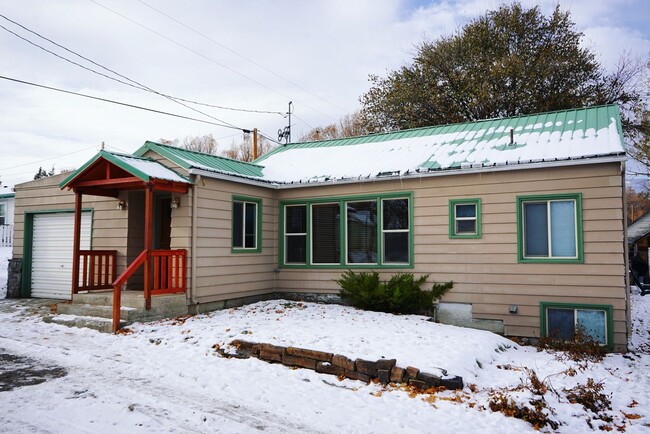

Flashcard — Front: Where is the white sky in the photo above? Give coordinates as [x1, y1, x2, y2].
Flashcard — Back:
[0, 0, 648, 188]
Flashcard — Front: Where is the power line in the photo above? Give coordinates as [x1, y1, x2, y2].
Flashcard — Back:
[0, 12, 286, 117]
[0, 145, 98, 172]
[0, 74, 246, 130]
[135, 0, 347, 113]
[0, 16, 244, 130]
[87, 0, 339, 122]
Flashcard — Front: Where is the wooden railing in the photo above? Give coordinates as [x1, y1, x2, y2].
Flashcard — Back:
[152, 249, 186, 295]
[78, 250, 117, 292]
[112, 250, 147, 333]
[111, 249, 187, 332]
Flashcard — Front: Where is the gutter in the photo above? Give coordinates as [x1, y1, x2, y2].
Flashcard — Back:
[191, 154, 627, 191]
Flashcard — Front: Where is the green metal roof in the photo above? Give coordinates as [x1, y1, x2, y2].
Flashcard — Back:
[0, 192, 14, 199]
[134, 141, 265, 178]
[255, 105, 626, 183]
[60, 150, 189, 189]
[257, 104, 625, 164]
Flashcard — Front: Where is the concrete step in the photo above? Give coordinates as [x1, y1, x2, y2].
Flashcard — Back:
[42, 314, 124, 333]
[57, 303, 138, 321]
[74, 291, 187, 311]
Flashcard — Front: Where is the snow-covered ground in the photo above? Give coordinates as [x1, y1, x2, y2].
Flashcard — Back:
[1, 244, 649, 432]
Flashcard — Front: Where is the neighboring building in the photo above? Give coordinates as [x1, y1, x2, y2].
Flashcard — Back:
[8, 105, 629, 350]
[627, 212, 650, 284]
[0, 190, 15, 247]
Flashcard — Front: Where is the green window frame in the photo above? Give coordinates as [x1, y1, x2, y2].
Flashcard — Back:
[231, 196, 262, 253]
[279, 192, 413, 269]
[449, 198, 481, 238]
[516, 193, 583, 263]
[540, 302, 613, 349]
[0, 203, 5, 225]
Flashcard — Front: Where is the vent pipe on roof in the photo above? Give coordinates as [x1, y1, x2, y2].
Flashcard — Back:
[509, 128, 514, 145]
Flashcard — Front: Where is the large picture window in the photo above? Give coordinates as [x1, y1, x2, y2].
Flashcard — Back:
[312, 203, 340, 264]
[517, 194, 582, 263]
[280, 193, 412, 268]
[541, 302, 612, 347]
[232, 196, 262, 253]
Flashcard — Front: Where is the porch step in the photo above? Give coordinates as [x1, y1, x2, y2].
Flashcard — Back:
[57, 303, 139, 322]
[42, 314, 123, 333]
[74, 290, 187, 311]
[55, 290, 189, 330]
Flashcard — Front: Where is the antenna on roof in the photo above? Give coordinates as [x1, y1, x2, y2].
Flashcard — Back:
[101, 141, 105, 150]
[278, 101, 293, 145]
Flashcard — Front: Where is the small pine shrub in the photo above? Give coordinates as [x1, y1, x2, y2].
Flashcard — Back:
[336, 270, 452, 314]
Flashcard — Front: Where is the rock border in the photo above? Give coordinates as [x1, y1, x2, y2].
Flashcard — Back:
[225, 339, 463, 390]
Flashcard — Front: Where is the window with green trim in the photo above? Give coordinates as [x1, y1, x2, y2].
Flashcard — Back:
[232, 196, 262, 253]
[517, 194, 583, 262]
[449, 198, 481, 238]
[280, 193, 412, 268]
[541, 302, 612, 346]
[0, 203, 5, 225]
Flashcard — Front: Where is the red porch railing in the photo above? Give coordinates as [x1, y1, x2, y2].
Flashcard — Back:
[111, 249, 187, 332]
[152, 249, 186, 295]
[78, 250, 117, 292]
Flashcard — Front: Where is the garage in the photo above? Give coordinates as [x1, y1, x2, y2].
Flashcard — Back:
[31, 212, 91, 300]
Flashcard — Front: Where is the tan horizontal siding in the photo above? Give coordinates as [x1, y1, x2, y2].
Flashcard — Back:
[274, 162, 627, 348]
[191, 177, 276, 304]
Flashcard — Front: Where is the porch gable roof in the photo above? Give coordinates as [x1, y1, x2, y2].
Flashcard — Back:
[60, 150, 190, 196]
[134, 141, 265, 179]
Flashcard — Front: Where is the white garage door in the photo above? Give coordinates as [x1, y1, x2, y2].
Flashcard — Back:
[31, 212, 91, 300]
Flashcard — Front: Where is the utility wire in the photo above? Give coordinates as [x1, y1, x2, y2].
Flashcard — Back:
[136, 0, 347, 113]
[0, 17, 244, 130]
[88, 0, 339, 122]
[0, 75, 246, 130]
[0, 13, 284, 116]
[0, 145, 98, 171]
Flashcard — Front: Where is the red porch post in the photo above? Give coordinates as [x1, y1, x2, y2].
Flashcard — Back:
[144, 184, 153, 310]
[71, 191, 83, 297]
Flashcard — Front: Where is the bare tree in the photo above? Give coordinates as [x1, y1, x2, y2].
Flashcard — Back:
[221, 133, 275, 162]
[299, 111, 367, 142]
[158, 134, 219, 155]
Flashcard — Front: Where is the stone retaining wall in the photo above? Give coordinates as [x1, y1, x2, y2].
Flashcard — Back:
[227, 339, 463, 390]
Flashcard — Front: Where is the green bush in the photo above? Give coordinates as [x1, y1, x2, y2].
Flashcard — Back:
[337, 270, 452, 314]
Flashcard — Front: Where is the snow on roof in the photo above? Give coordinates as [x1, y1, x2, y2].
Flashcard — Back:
[110, 153, 188, 183]
[628, 213, 650, 244]
[257, 105, 625, 184]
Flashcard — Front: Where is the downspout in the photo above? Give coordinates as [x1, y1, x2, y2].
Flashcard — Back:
[190, 174, 200, 311]
[622, 161, 631, 350]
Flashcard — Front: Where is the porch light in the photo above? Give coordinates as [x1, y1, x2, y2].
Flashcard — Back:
[171, 197, 180, 209]
[116, 200, 127, 211]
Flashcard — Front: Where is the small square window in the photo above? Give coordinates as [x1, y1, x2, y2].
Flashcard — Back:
[449, 199, 481, 238]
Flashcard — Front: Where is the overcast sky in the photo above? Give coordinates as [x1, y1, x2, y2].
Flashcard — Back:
[0, 0, 648, 188]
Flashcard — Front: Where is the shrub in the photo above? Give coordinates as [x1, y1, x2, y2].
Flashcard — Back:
[536, 326, 606, 363]
[337, 270, 452, 314]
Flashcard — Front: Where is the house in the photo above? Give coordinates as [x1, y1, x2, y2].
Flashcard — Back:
[0, 190, 15, 247]
[627, 212, 650, 286]
[7, 105, 629, 350]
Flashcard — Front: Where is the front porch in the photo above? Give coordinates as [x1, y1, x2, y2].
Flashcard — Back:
[60, 151, 192, 332]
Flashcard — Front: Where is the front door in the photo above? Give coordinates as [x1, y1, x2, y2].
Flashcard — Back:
[154, 195, 172, 250]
